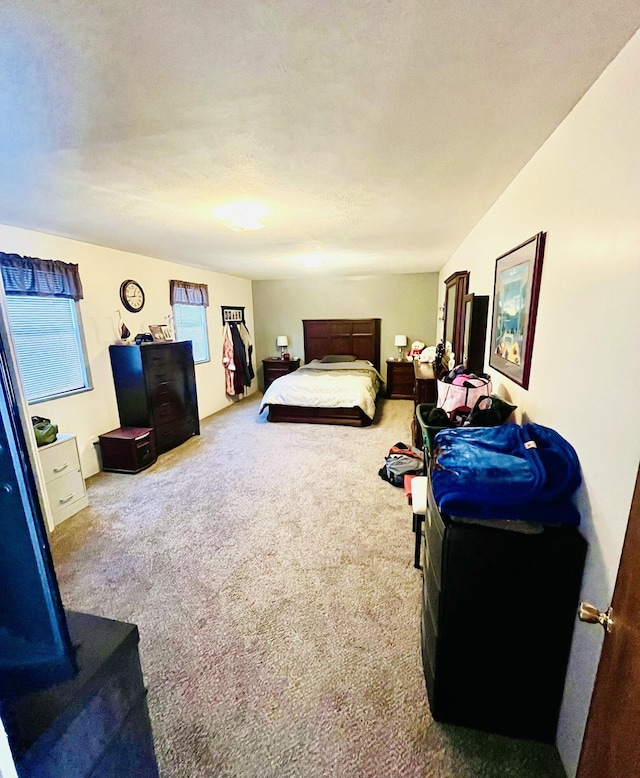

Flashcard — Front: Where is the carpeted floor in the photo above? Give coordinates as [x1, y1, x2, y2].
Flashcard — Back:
[50, 396, 566, 778]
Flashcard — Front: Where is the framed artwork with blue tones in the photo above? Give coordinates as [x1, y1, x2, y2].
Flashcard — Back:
[489, 232, 546, 389]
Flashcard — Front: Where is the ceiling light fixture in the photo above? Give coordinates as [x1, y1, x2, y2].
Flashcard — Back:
[213, 201, 270, 232]
[299, 255, 324, 269]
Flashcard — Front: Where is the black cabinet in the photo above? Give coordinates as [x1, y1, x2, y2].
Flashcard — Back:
[109, 342, 199, 455]
[421, 470, 586, 742]
[3, 611, 159, 778]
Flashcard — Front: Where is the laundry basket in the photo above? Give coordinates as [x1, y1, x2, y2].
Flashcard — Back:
[416, 403, 449, 457]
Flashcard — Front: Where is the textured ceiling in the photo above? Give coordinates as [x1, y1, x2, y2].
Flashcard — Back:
[1, 2, 639, 280]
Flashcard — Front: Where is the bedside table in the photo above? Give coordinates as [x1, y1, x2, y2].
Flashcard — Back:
[263, 358, 300, 391]
[386, 359, 415, 399]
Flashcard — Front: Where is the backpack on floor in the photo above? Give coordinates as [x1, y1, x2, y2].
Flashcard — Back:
[378, 442, 424, 487]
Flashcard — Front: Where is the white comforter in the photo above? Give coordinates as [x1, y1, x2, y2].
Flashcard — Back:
[259, 360, 382, 420]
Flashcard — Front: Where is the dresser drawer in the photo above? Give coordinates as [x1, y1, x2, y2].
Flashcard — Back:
[426, 474, 444, 585]
[423, 545, 441, 632]
[47, 468, 84, 507]
[154, 422, 182, 453]
[145, 363, 184, 389]
[37, 434, 88, 527]
[141, 345, 177, 369]
[268, 366, 292, 381]
[154, 417, 197, 453]
[152, 396, 183, 425]
[421, 597, 437, 684]
[39, 437, 80, 483]
[263, 359, 300, 391]
[394, 372, 415, 391]
[148, 377, 180, 402]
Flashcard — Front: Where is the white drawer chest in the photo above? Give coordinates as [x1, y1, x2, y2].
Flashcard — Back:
[38, 433, 88, 527]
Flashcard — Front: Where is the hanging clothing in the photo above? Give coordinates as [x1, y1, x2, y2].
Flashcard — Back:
[230, 323, 246, 394]
[222, 323, 236, 396]
[223, 320, 254, 396]
[238, 322, 255, 385]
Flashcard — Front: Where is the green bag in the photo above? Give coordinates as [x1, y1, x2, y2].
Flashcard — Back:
[31, 416, 58, 447]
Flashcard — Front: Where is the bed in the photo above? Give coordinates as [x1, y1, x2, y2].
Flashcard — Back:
[260, 318, 382, 426]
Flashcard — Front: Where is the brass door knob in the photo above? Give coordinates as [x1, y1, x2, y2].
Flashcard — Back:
[579, 602, 614, 633]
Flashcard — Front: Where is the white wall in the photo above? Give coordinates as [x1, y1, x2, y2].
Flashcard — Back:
[437, 31, 640, 776]
[0, 225, 255, 477]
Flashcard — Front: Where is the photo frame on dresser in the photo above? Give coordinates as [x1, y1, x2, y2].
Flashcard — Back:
[148, 324, 172, 342]
[489, 232, 546, 389]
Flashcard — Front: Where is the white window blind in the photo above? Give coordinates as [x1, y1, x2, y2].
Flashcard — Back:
[173, 303, 210, 364]
[5, 295, 90, 403]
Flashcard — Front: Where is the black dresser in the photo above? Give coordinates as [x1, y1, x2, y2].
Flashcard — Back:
[421, 470, 586, 742]
[109, 342, 199, 455]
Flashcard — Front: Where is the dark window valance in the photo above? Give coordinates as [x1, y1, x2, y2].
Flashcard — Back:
[0, 252, 84, 301]
[170, 279, 209, 307]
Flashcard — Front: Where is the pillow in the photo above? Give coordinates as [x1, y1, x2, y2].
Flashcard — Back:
[320, 354, 357, 363]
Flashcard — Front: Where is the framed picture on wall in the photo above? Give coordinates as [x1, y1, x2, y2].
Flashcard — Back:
[489, 232, 546, 389]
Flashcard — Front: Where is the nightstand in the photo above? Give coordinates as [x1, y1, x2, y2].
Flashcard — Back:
[262, 358, 300, 391]
[386, 359, 415, 399]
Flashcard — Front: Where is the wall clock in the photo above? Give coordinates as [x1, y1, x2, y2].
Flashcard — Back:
[119, 279, 145, 313]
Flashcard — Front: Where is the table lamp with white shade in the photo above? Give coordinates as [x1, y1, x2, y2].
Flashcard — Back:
[395, 334, 408, 360]
[276, 335, 289, 358]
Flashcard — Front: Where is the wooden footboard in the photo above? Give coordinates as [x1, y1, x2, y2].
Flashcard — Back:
[266, 404, 372, 427]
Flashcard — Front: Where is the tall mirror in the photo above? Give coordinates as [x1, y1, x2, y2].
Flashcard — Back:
[443, 270, 469, 364]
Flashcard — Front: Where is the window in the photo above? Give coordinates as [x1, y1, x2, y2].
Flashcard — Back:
[173, 303, 210, 364]
[5, 295, 91, 403]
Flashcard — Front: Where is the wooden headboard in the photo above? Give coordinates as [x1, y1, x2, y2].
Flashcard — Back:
[302, 319, 381, 372]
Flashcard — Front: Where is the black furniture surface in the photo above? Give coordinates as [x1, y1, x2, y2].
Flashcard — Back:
[98, 426, 157, 474]
[421, 468, 586, 742]
[109, 342, 199, 455]
[2, 611, 159, 778]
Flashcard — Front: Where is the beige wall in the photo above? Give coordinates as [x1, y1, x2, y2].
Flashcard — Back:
[0, 225, 255, 478]
[437, 30, 640, 777]
[252, 273, 439, 387]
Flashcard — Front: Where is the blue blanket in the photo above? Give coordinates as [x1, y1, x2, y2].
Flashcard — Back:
[431, 423, 582, 526]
